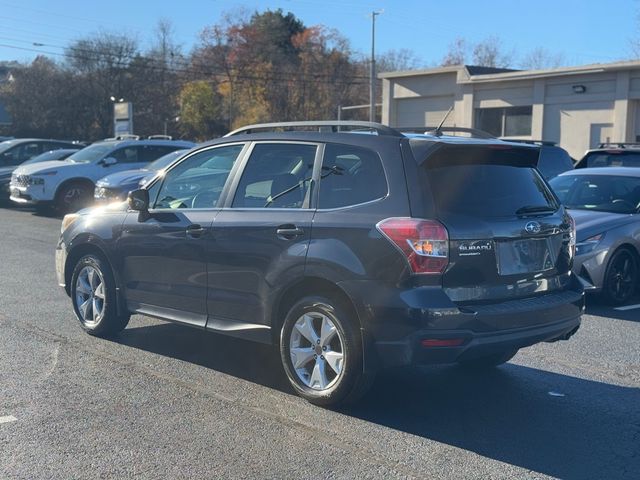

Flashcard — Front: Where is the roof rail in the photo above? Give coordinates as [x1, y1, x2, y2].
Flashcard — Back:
[597, 142, 640, 149]
[148, 134, 173, 140]
[500, 138, 557, 146]
[224, 121, 404, 137]
[397, 126, 494, 139]
[103, 134, 140, 141]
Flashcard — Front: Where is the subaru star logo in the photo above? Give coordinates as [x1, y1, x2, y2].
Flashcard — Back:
[525, 221, 541, 234]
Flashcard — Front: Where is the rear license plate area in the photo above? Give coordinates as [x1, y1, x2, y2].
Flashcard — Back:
[497, 238, 554, 275]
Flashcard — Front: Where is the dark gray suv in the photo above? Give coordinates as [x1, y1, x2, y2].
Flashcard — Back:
[55, 121, 584, 406]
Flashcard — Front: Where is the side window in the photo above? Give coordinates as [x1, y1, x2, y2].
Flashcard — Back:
[231, 143, 316, 208]
[9, 142, 43, 164]
[318, 144, 387, 209]
[110, 146, 141, 164]
[154, 144, 244, 209]
[141, 145, 179, 163]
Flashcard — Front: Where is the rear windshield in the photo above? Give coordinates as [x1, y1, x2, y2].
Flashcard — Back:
[581, 151, 640, 168]
[426, 164, 558, 217]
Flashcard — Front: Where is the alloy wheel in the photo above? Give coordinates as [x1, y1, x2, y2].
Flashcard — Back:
[289, 312, 345, 390]
[606, 251, 637, 303]
[74, 265, 105, 327]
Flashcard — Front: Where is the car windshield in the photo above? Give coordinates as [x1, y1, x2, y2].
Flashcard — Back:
[549, 174, 640, 214]
[66, 143, 115, 163]
[22, 150, 75, 165]
[147, 150, 187, 171]
[0, 140, 18, 154]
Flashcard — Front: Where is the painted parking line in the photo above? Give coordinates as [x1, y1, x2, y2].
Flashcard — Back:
[0, 415, 17, 424]
[614, 304, 640, 311]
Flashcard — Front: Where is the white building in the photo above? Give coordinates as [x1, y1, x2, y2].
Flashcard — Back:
[380, 61, 640, 159]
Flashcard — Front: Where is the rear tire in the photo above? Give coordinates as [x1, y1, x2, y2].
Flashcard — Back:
[70, 254, 130, 337]
[601, 248, 638, 306]
[279, 296, 374, 407]
[457, 349, 518, 369]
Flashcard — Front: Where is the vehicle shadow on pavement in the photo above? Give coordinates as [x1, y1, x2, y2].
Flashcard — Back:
[115, 322, 293, 393]
[344, 364, 640, 480]
[118, 322, 639, 479]
[584, 295, 640, 322]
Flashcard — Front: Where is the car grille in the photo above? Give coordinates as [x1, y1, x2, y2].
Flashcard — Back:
[11, 174, 29, 187]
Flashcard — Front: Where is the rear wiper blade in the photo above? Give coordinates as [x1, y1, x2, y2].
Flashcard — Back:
[515, 205, 557, 215]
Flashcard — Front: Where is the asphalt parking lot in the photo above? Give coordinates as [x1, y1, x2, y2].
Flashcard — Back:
[0, 204, 639, 479]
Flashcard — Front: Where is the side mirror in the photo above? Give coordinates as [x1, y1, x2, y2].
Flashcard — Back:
[128, 188, 149, 211]
[101, 157, 118, 167]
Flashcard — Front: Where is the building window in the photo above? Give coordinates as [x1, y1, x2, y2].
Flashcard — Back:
[475, 106, 532, 137]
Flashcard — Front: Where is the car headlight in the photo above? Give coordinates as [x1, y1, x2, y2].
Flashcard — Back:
[576, 233, 604, 256]
[61, 213, 80, 233]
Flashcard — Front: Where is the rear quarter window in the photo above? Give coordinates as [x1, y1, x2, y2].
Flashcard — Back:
[317, 143, 387, 209]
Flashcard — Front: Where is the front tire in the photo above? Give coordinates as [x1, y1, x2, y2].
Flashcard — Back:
[56, 181, 93, 213]
[279, 296, 373, 407]
[601, 248, 638, 306]
[70, 254, 130, 337]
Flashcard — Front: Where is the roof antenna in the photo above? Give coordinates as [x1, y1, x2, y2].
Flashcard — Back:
[433, 106, 453, 137]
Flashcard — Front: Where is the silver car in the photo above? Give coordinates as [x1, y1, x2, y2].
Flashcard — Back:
[549, 167, 640, 305]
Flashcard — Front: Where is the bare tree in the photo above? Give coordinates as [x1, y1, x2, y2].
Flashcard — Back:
[441, 37, 467, 66]
[520, 47, 566, 70]
[472, 36, 513, 68]
[377, 48, 422, 73]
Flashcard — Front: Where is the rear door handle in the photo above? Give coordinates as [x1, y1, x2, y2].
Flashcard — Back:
[186, 224, 206, 238]
[276, 225, 304, 239]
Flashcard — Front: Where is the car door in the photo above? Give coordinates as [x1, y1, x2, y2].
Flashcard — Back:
[116, 143, 247, 327]
[206, 142, 319, 331]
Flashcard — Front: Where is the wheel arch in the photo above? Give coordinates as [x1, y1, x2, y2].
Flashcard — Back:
[269, 276, 377, 373]
[270, 276, 362, 345]
[64, 241, 127, 316]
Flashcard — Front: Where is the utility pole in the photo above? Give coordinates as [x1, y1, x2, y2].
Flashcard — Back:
[369, 10, 382, 123]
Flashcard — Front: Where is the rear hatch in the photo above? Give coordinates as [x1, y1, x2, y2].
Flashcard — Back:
[417, 142, 575, 304]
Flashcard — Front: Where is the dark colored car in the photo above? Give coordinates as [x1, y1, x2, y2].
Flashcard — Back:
[501, 140, 574, 180]
[55, 121, 583, 406]
[549, 167, 640, 305]
[575, 143, 640, 169]
[0, 139, 81, 200]
[94, 149, 190, 202]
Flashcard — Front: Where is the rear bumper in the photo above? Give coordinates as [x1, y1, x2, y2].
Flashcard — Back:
[338, 275, 584, 368]
[375, 314, 580, 367]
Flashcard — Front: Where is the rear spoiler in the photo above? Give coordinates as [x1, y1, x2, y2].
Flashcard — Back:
[409, 139, 540, 168]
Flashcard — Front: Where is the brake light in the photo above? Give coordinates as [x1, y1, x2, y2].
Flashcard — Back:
[376, 217, 449, 274]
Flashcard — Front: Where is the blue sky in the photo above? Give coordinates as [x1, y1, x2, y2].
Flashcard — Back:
[0, 0, 638, 68]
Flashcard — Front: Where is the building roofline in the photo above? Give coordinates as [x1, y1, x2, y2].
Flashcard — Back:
[379, 59, 640, 83]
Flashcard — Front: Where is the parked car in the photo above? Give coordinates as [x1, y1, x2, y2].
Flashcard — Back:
[0, 139, 80, 200]
[94, 148, 190, 203]
[10, 136, 194, 212]
[575, 143, 640, 169]
[56, 121, 583, 406]
[21, 148, 82, 166]
[501, 140, 574, 180]
[549, 167, 640, 305]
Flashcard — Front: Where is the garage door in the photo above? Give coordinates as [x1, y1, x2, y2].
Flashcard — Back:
[394, 96, 455, 128]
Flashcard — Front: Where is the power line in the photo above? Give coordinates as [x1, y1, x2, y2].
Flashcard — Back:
[0, 40, 371, 86]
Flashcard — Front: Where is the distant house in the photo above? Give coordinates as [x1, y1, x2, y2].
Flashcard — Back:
[380, 60, 640, 159]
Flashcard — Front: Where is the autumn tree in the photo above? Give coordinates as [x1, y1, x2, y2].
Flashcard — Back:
[178, 80, 225, 140]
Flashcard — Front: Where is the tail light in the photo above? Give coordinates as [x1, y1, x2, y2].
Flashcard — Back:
[376, 217, 449, 274]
